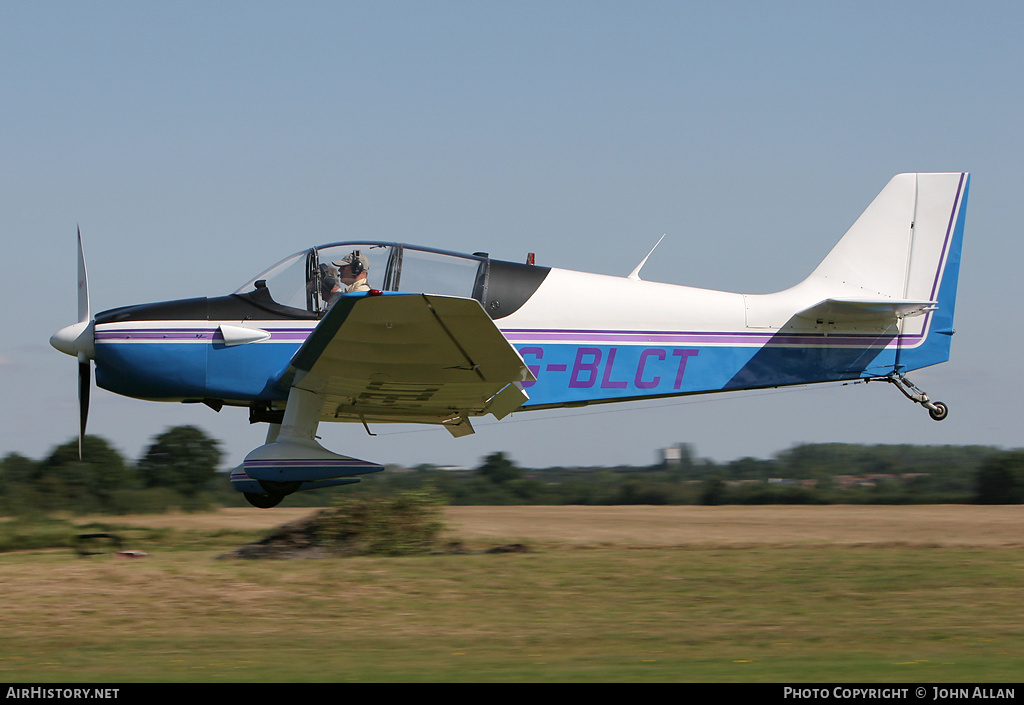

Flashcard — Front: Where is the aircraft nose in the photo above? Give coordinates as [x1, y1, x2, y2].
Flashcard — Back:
[50, 320, 95, 360]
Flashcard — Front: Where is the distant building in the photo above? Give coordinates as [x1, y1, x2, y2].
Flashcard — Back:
[661, 447, 683, 465]
[659, 443, 695, 469]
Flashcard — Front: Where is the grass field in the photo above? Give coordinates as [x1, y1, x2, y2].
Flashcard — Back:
[1, 506, 1021, 682]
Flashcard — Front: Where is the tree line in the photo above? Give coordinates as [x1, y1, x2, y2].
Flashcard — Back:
[372, 444, 1024, 507]
[2, 430, 1023, 514]
[0, 426, 223, 515]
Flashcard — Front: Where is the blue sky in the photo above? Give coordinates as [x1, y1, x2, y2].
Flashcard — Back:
[2, 1, 1022, 471]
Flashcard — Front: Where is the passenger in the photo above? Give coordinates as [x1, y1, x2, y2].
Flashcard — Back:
[318, 263, 340, 304]
[333, 250, 371, 293]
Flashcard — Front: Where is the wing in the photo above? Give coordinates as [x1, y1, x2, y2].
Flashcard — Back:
[275, 292, 535, 435]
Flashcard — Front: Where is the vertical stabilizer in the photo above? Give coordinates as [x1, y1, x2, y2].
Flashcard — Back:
[809, 173, 966, 301]
[807, 172, 969, 371]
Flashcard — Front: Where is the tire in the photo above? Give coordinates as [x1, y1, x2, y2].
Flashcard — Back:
[244, 492, 284, 509]
[928, 402, 949, 421]
[259, 480, 302, 496]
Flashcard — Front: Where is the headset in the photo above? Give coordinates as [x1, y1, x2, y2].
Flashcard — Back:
[347, 250, 364, 276]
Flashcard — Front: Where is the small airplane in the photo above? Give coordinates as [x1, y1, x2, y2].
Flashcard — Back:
[51, 172, 970, 507]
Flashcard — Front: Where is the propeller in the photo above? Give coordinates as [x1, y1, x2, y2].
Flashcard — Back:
[49, 227, 95, 458]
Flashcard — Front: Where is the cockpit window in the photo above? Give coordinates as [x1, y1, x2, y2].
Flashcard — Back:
[392, 248, 484, 298]
[233, 249, 315, 313]
[314, 244, 393, 304]
[233, 242, 486, 318]
[233, 244, 394, 316]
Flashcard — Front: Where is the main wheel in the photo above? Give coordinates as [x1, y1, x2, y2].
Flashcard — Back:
[244, 492, 284, 509]
[928, 401, 949, 421]
[259, 480, 302, 496]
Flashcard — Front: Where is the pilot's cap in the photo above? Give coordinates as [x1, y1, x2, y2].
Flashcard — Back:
[332, 251, 369, 271]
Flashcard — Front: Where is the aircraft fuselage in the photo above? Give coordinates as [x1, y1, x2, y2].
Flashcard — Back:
[53, 173, 970, 506]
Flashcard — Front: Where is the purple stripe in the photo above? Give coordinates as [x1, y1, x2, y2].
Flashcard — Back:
[504, 332, 769, 344]
[502, 329, 916, 347]
[95, 328, 313, 342]
[96, 327, 918, 348]
[502, 327, 772, 338]
[929, 172, 966, 301]
[96, 330, 213, 341]
[244, 459, 374, 467]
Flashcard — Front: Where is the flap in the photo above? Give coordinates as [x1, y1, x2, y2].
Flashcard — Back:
[277, 292, 533, 426]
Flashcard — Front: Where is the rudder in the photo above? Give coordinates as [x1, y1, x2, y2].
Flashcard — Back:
[897, 172, 969, 371]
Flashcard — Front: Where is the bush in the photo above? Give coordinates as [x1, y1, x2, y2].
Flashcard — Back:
[0, 516, 78, 552]
[317, 488, 446, 556]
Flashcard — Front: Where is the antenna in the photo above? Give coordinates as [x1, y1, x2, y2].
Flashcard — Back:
[627, 234, 666, 281]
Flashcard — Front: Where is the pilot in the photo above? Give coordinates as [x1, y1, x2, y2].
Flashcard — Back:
[333, 250, 371, 293]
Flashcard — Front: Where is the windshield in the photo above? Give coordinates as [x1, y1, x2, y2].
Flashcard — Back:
[233, 248, 317, 311]
[233, 242, 486, 317]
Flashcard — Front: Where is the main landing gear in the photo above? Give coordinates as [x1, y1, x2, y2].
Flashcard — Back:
[875, 373, 949, 421]
[244, 481, 302, 509]
[244, 492, 284, 509]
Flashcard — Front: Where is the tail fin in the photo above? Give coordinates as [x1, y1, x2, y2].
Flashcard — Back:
[807, 172, 970, 371]
[810, 173, 968, 302]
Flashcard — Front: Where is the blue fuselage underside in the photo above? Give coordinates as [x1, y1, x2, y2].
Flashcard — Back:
[94, 332, 932, 409]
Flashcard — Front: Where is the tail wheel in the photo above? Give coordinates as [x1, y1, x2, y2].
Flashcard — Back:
[928, 402, 949, 421]
[879, 374, 949, 422]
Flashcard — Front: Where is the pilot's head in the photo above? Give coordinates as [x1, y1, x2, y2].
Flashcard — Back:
[332, 251, 369, 283]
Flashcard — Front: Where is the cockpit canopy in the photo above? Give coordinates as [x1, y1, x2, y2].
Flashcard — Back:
[233, 242, 492, 318]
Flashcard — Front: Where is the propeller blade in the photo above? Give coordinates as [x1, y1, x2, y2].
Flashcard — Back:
[78, 357, 91, 459]
[77, 226, 90, 324]
[73, 228, 93, 460]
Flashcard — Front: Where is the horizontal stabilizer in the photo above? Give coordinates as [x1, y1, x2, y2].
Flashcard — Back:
[794, 298, 936, 323]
